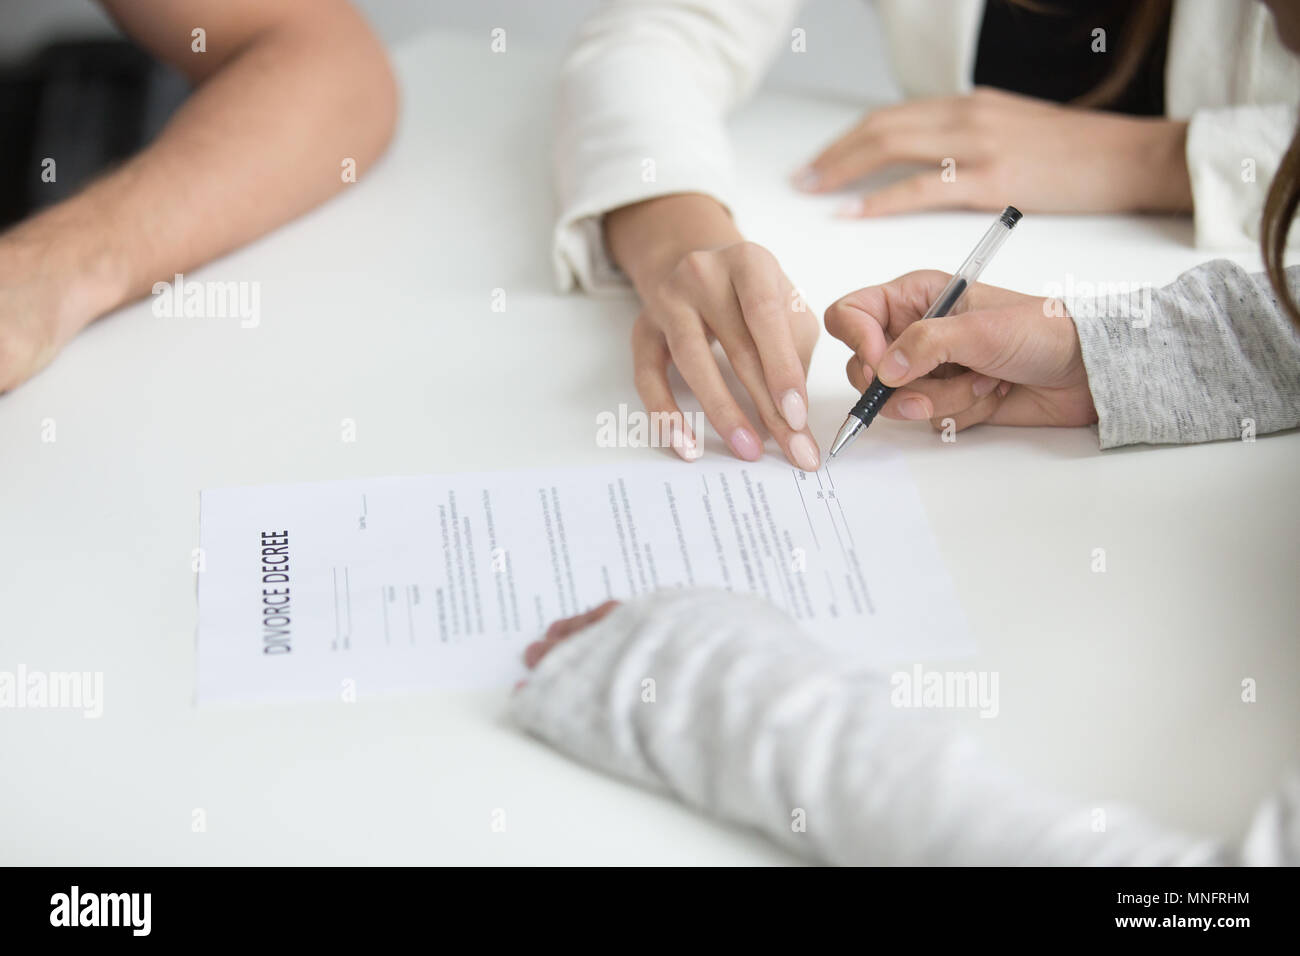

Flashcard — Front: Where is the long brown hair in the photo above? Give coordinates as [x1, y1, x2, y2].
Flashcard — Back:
[1071, 0, 1173, 111]
[1006, 0, 1300, 326]
[1263, 128, 1300, 326]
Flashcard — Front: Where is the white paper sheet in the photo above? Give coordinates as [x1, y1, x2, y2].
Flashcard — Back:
[196, 453, 970, 702]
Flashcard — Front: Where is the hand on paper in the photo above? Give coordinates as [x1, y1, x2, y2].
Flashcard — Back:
[824, 271, 1098, 433]
[605, 195, 821, 471]
[522, 600, 621, 674]
[793, 88, 1192, 217]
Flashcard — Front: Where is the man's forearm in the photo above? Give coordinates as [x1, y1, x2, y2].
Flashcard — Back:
[3, 2, 396, 338]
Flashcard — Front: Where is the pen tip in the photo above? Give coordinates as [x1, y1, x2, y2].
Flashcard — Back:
[828, 416, 863, 460]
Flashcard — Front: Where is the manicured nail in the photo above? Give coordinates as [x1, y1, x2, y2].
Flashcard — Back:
[671, 426, 700, 462]
[789, 433, 820, 472]
[834, 198, 864, 218]
[972, 375, 999, 397]
[780, 390, 807, 431]
[791, 166, 820, 191]
[878, 348, 909, 383]
[898, 397, 929, 420]
[728, 427, 763, 460]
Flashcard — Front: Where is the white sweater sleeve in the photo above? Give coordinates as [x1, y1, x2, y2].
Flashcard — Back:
[1185, 103, 1300, 251]
[552, 0, 804, 292]
[1168, 1, 1300, 251]
[511, 588, 1299, 865]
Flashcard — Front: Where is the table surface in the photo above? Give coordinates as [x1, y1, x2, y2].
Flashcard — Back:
[2, 31, 1297, 865]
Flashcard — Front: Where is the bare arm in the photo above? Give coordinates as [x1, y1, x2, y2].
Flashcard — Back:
[0, 0, 397, 390]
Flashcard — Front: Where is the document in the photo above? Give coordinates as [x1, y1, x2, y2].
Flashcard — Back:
[196, 453, 970, 702]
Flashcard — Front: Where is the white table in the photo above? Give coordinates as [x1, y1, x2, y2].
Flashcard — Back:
[2, 31, 1296, 865]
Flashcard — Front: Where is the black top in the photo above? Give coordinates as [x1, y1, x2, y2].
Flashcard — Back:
[973, 0, 1170, 116]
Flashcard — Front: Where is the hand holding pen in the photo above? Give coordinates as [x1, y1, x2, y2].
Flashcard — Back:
[823, 207, 1099, 451]
[828, 207, 1022, 457]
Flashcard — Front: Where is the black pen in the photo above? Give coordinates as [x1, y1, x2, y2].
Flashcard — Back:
[828, 205, 1023, 459]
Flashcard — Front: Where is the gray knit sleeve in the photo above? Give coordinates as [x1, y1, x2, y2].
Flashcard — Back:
[1068, 261, 1300, 449]
[510, 588, 1277, 865]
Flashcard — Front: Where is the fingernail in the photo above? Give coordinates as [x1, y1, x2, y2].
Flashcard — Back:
[834, 198, 864, 218]
[997, 381, 1011, 397]
[972, 375, 999, 397]
[898, 397, 929, 420]
[728, 427, 763, 460]
[878, 348, 909, 383]
[524, 641, 547, 668]
[780, 390, 807, 431]
[671, 426, 700, 462]
[791, 166, 820, 191]
[789, 433, 820, 472]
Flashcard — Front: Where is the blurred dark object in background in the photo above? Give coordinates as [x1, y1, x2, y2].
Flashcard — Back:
[0, 39, 188, 229]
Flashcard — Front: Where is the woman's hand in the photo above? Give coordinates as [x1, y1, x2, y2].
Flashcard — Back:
[823, 271, 1098, 433]
[522, 600, 621, 673]
[793, 87, 1191, 217]
[606, 194, 821, 470]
